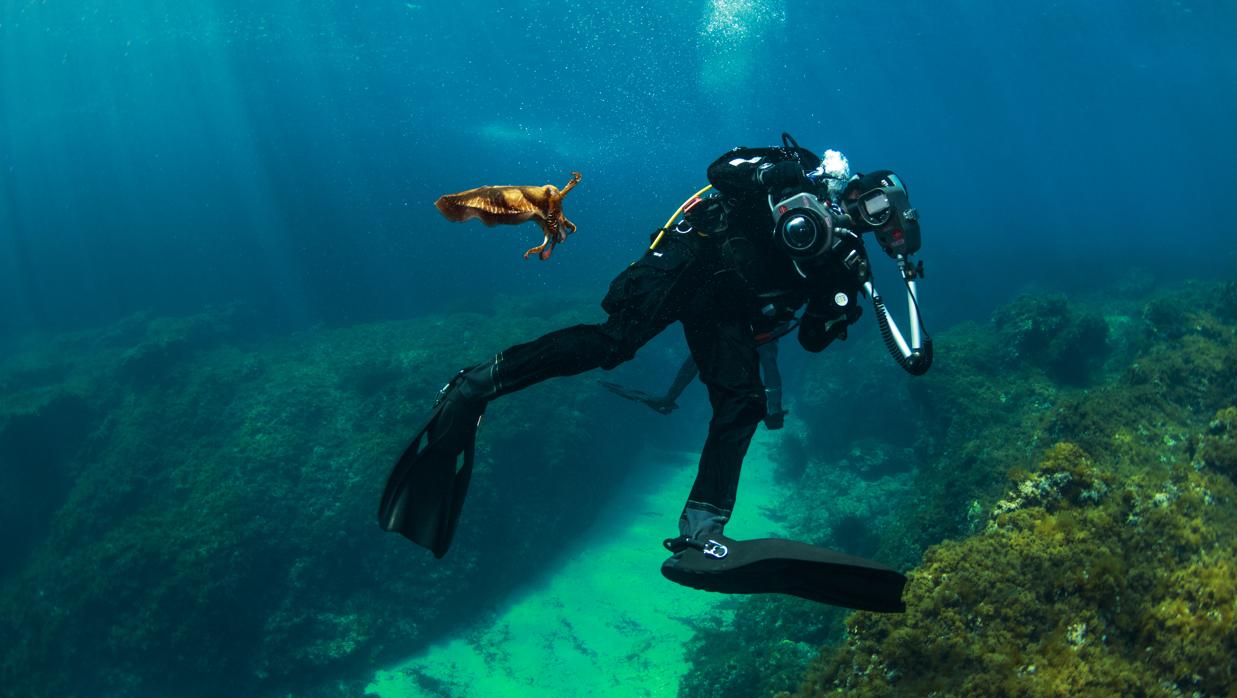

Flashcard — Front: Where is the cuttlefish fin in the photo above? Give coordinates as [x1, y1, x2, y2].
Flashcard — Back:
[435, 187, 540, 226]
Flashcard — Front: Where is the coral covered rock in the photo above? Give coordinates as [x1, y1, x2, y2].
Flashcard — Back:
[688, 281, 1237, 698]
[993, 293, 1111, 384]
[1199, 406, 1237, 479]
[0, 301, 649, 698]
[793, 442, 1237, 697]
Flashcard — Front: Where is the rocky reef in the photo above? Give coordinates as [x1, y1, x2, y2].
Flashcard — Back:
[680, 278, 1237, 697]
[4, 275, 1234, 697]
[0, 297, 648, 697]
[797, 440, 1234, 696]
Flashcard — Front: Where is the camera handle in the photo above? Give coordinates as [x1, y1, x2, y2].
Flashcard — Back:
[866, 254, 933, 376]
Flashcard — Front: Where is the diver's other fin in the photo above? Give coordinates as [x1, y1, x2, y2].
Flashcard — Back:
[598, 380, 677, 414]
[661, 535, 908, 613]
[598, 380, 660, 404]
[378, 397, 483, 559]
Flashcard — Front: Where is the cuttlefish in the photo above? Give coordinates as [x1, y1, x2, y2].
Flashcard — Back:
[434, 172, 581, 260]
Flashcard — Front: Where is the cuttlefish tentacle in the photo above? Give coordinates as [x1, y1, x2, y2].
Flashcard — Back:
[523, 231, 553, 260]
[434, 171, 582, 261]
[558, 172, 581, 197]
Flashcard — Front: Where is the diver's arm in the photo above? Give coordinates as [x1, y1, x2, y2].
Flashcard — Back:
[662, 355, 700, 404]
[706, 146, 814, 198]
[798, 295, 861, 353]
[798, 238, 869, 352]
[599, 354, 697, 415]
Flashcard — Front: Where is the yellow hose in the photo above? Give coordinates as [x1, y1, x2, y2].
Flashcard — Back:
[649, 184, 714, 250]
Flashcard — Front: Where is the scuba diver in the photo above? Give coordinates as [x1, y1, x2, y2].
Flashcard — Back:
[379, 134, 931, 613]
[599, 319, 791, 429]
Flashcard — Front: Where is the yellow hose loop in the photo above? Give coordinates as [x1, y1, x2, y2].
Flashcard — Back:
[650, 184, 714, 250]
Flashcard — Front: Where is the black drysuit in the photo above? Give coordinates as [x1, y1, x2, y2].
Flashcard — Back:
[482, 145, 868, 534]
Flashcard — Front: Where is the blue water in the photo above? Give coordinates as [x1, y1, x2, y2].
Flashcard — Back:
[2, 0, 1234, 340]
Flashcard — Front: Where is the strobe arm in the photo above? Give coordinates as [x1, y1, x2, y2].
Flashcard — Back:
[866, 255, 932, 376]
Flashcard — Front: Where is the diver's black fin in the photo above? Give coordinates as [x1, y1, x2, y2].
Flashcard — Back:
[661, 535, 907, 613]
[378, 394, 483, 559]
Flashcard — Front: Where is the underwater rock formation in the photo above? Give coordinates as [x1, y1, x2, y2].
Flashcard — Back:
[0, 393, 96, 577]
[679, 281, 1237, 698]
[992, 293, 1110, 385]
[793, 442, 1236, 697]
[0, 298, 647, 698]
[1200, 407, 1237, 481]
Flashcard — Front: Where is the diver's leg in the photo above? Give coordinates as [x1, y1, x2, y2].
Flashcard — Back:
[442, 233, 700, 410]
[486, 319, 664, 399]
[438, 313, 669, 426]
[384, 235, 699, 556]
[675, 317, 766, 538]
[391, 305, 676, 554]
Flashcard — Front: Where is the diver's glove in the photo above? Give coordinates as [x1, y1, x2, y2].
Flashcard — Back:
[799, 303, 863, 353]
[763, 409, 788, 430]
[756, 160, 807, 192]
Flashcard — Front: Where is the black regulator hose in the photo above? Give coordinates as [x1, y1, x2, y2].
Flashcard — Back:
[870, 278, 933, 376]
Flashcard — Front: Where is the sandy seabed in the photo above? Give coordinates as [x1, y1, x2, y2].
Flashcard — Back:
[367, 428, 790, 697]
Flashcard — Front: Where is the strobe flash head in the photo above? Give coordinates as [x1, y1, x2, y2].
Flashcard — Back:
[858, 189, 892, 227]
[771, 192, 835, 260]
[843, 171, 921, 258]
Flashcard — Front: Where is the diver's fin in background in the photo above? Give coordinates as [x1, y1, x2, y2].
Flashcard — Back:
[598, 380, 679, 415]
[598, 380, 661, 404]
[378, 397, 483, 558]
[661, 535, 908, 613]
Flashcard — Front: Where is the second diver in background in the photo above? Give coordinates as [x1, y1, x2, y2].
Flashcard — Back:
[599, 320, 792, 429]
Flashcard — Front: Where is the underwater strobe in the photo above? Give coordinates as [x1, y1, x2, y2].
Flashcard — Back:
[849, 172, 931, 375]
[770, 170, 932, 375]
[866, 251, 932, 377]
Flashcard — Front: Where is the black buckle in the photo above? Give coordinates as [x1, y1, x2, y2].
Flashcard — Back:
[663, 535, 691, 553]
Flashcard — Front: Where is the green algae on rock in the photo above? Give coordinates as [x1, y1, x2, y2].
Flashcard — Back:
[682, 282, 1237, 698]
[792, 441, 1235, 697]
[0, 300, 650, 698]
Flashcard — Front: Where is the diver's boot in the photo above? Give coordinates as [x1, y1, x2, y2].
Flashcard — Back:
[421, 353, 515, 458]
[431, 356, 505, 429]
[676, 502, 729, 539]
[661, 502, 730, 568]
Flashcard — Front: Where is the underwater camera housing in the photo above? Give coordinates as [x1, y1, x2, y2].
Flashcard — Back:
[770, 192, 836, 261]
[770, 171, 919, 262]
[768, 165, 932, 376]
[842, 172, 920, 258]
